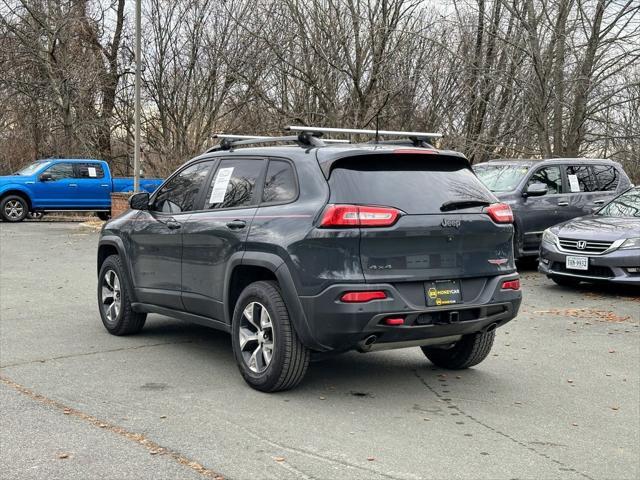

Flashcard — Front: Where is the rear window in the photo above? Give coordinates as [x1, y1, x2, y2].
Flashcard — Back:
[328, 155, 495, 215]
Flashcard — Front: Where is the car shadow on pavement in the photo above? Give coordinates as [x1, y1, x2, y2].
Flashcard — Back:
[136, 316, 503, 396]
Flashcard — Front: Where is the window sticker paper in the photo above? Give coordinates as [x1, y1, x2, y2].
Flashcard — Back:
[88, 166, 97, 177]
[209, 167, 234, 204]
[568, 174, 580, 192]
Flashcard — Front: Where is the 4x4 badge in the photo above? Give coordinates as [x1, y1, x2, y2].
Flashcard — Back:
[441, 218, 461, 228]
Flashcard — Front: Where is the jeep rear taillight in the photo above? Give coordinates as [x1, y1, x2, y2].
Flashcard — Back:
[319, 204, 402, 228]
[340, 291, 387, 303]
[484, 203, 514, 224]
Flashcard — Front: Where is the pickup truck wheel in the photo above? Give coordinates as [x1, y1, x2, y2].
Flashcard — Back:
[97, 211, 111, 221]
[1, 195, 28, 222]
[98, 254, 146, 335]
[422, 330, 495, 370]
[231, 281, 310, 392]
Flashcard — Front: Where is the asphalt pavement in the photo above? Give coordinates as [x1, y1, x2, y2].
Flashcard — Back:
[1, 222, 638, 480]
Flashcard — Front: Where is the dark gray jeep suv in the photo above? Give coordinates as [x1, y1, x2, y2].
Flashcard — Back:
[474, 158, 631, 258]
[97, 127, 522, 392]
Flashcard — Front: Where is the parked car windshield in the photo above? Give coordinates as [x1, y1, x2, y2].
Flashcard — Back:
[597, 188, 640, 217]
[474, 164, 530, 192]
[329, 155, 495, 215]
[14, 160, 51, 176]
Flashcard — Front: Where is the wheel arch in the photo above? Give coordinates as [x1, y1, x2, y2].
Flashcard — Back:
[98, 236, 138, 303]
[0, 188, 33, 210]
[224, 252, 326, 351]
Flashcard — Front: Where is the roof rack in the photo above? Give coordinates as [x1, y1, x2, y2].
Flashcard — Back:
[206, 133, 349, 153]
[286, 125, 441, 147]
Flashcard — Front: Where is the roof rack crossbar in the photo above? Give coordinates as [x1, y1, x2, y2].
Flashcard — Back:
[206, 133, 331, 153]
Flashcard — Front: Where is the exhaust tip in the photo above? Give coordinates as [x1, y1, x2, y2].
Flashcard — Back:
[485, 322, 498, 333]
[364, 335, 377, 346]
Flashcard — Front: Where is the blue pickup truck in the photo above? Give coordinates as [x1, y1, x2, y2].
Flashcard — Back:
[0, 159, 163, 222]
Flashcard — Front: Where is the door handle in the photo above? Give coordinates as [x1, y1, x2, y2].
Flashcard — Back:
[68, 183, 78, 187]
[557, 201, 569, 206]
[593, 199, 605, 205]
[101, 184, 110, 187]
[166, 220, 182, 230]
[226, 219, 247, 230]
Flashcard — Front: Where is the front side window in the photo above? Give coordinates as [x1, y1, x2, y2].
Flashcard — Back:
[76, 163, 105, 179]
[263, 160, 296, 203]
[43, 163, 74, 181]
[204, 159, 265, 210]
[152, 162, 212, 213]
[526, 166, 563, 194]
[566, 166, 597, 192]
[591, 165, 619, 192]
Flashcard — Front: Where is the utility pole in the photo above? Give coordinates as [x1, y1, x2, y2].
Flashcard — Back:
[133, 0, 141, 192]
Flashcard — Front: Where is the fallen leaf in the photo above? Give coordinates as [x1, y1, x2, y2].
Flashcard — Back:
[319, 396, 326, 400]
[58, 453, 69, 459]
[274, 457, 285, 462]
[99, 423, 107, 428]
[611, 406, 619, 411]
[160, 415, 167, 419]
[367, 457, 375, 461]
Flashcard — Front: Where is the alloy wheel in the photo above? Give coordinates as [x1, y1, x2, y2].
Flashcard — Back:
[239, 302, 275, 373]
[4, 200, 24, 220]
[101, 269, 122, 324]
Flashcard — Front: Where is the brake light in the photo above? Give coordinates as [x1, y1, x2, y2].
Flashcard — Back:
[501, 279, 520, 290]
[393, 148, 438, 155]
[340, 291, 387, 303]
[320, 204, 402, 227]
[484, 203, 514, 223]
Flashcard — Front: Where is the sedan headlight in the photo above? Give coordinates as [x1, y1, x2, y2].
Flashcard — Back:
[620, 237, 640, 249]
[542, 229, 558, 246]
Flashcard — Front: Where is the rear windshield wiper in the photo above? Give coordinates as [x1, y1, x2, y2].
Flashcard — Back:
[440, 199, 492, 212]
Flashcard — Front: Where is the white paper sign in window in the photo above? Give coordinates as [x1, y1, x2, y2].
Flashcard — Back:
[88, 166, 97, 177]
[209, 167, 234, 204]
[568, 174, 580, 192]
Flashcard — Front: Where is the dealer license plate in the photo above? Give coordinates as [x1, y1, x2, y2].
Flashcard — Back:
[425, 280, 462, 306]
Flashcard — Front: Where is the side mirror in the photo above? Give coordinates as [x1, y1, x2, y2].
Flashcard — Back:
[39, 172, 53, 182]
[524, 182, 548, 197]
[129, 192, 150, 211]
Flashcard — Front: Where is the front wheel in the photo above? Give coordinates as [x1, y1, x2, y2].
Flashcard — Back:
[1, 195, 28, 222]
[97, 254, 146, 335]
[231, 281, 310, 392]
[422, 330, 495, 369]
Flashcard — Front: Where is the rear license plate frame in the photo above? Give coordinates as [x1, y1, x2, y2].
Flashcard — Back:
[425, 280, 462, 307]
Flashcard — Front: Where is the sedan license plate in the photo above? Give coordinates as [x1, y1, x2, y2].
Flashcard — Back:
[566, 255, 589, 271]
[426, 280, 462, 307]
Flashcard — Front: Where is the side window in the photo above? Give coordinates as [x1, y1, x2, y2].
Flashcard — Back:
[204, 159, 265, 210]
[76, 163, 105, 179]
[566, 165, 597, 192]
[43, 163, 74, 181]
[263, 160, 297, 203]
[152, 162, 212, 213]
[527, 166, 563, 194]
[591, 165, 619, 192]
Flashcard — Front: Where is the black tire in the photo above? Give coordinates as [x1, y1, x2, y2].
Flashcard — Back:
[422, 330, 495, 370]
[1, 195, 29, 222]
[550, 275, 581, 287]
[97, 211, 111, 221]
[231, 280, 310, 392]
[97, 254, 146, 335]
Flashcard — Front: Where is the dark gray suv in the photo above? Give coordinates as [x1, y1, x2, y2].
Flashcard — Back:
[474, 159, 631, 259]
[96, 128, 522, 392]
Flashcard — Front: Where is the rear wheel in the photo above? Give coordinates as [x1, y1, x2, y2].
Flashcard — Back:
[550, 275, 581, 287]
[1, 195, 28, 222]
[231, 280, 310, 392]
[422, 330, 495, 369]
[98, 254, 146, 335]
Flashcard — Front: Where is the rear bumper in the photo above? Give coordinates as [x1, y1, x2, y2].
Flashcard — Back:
[298, 273, 522, 352]
[538, 242, 640, 285]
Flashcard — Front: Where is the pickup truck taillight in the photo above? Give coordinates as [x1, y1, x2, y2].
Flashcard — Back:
[319, 204, 402, 228]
